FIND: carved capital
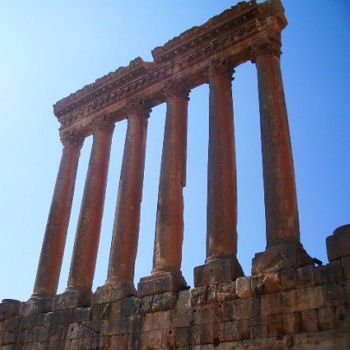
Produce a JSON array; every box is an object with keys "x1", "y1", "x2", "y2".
[
  {"x1": 92, "y1": 115, "x2": 115, "y2": 134},
  {"x1": 60, "y1": 130, "x2": 84, "y2": 148},
  {"x1": 208, "y1": 58, "x2": 234, "y2": 81},
  {"x1": 250, "y1": 39, "x2": 281, "y2": 63},
  {"x1": 125, "y1": 97, "x2": 151, "y2": 119},
  {"x1": 163, "y1": 79, "x2": 190, "y2": 100}
]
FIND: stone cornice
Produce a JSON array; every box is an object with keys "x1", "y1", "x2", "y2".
[{"x1": 54, "y1": 0, "x2": 287, "y2": 134}]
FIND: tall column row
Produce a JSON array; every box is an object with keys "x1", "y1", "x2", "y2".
[{"x1": 33, "y1": 47, "x2": 313, "y2": 303}]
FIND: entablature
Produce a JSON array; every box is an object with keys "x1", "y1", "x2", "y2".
[{"x1": 54, "y1": 0, "x2": 287, "y2": 136}]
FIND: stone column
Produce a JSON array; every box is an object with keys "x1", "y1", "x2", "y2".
[
  {"x1": 138, "y1": 81, "x2": 189, "y2": 297},
  {"x1": 251, "y1": 40, "x2": 313, "y2": 274},
  {"x1": 64, "y1": 119, "x2": 114, "y2": 306},
  {"x1": 194, "y1": 61, "x2": 243, "y2": 287},
  {"x1": 94, "y1": 101, "x2": 150, "y2": 303},
  {"x1": 32, "y1": 132, "x2": 83, "y2": 298}
]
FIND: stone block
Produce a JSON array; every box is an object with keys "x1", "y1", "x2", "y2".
[
  {"x1": 21, "y1": 298, "x2": 52, "y2": 317},
  {"x1": 296, "y1": 265, "x2": 316, "y2": 288},
  {"x1": 216, "y1": 282, "x2": 237, "y2": 302},
  {"x1": 249, "y1": 316, "x2": 267, "y2": 339},
  {"x1": 138, "y1": 271, "x2": 188, "y2": 297},
  {"x1": 140, "y1": 330, "x2": 163, "y2": 349},
  {"x1": 326, "y1": 224, "x2": 350, "y2": 261},
  {"x1": 232, "y1": 298, "x2": 255, "y2": 320},
  {"x1": 139, "y1": 296, "x2": 153, "y2": 313},
  {"x1": 263, "y1": 272, "x2": 282, "y2": 293},
  {"x1": 318, "y1": 307, "x2": 336, "y2": 330},
  {"x1": 74, "y1": 307, "x2": 91, "y2": 323},
  {"x1": 193, "y1": 305, "x2": 215, "y2": 325},
  {"x1": 289, "y1": 286, "x2": 324, "y2": 312},
  {"x1": 266, "y1": 314, "x2": 283, "y2": 337},
  {"x1": 251, "y1": 275, "x2": 265, "y2": 295},
  {"x1": 336, "y1": 304, "x2": 350, "y2": 330},
  {"x1": 52, "y1": 289, "x2": 92, "y2": 310},
  {"x1": 314, "y1": 260, "x2": 344, "y2": 285},
  {"x1": 109, "y1": 334, "x2": 129, "y2": 350},
  {"x1": 151, "y1": 292, "x2": 177, "y2": 312},
  {"x1": 173, "y1": 327, "x2": 191, "y2": 348},
  {"x1": 252, "y1": 242, "x2": 313, "y2": 275},
  {"x1": 300, "y1": 309, "x2": 319, "y2": 333},
  {"x1": 194, "y1": 257, "x2": 243, "y2": 287},
  {"x1": 0, "y1": 300, "x2": 21, "y2": 320},
  {"x1": 143, "y1": 310, "x2": 172, "y2": 332},
  {"x1": 282, "y1": 312, "x2": 301, "y2": 334},
  {"x1": 207, "y1": 285, "x2": 217, "y2": 303},
  {"x1": 174, "y1": 293, "x2": 192, "y2": 328},
  {"x1": 323, "y1": 283, "x2": 346, "y2": 306},
  {"x1": 262, "y1": 292, "x2": 281, "y2": 315},
  {"x1": 93, "y1": 281, "x2": 136, "y2": 304},
  {"x1": 3, "y1": 317, "x2": 21, "y2": 332},
  {"x1": 279, "y1": 268, "x2": 296, "y2": 290},
  {"x1": 236, "y1": 277, "x2": 252, "y2": 299},
  {"x1": 191, "y1": 287, "x2": 208, "y2": 307},
  {"x1": 341, "y1": 256, "x2": 350, "y2": 280},
  {"x1": 215, "y1": 301, "x2": 234, "y2": 322},
  {"x1": 1, "y1": 332, "x2": 16, "y2": 345}
]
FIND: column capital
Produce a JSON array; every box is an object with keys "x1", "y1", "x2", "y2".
[
  {"x1": 250, "y1": 38, "x2": 281, "y2": 63},
  {"x1": 163, "y1": 79, "x2": 190, "y2": 100},
  {"x1": 125, "y1": 97, "x2": 151, "y2": 119},
  {"x1": 208, "y1": 58, "x2": 235, "y2": 81},
  {"x1": 59, "y1": 130, "x2": 84, "y2": 149},
  {"x1": 91, "y1": 115, "x2": 115, "y2": 134}
]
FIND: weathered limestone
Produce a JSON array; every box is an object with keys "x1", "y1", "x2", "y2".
[
  {"x1": 65, "y1": 120, "x2": 114, "y2": 305},
  {"x1": 251, "y1": 40, "x2": 313, "y2": 274},
  {"x1": 3, "y1": 1, "x2": 346, "y2": 348},
  {"x1": 95, "y1": 101, "x2": 150, "y2": 302},
  {"x1": 138, "y1": 81, "x2": 189, "y2": 296},
  {"x1": 32, "y1": 132, "x2": 83, "y2": 298},
  {"x1": 194, "y1": 61, "x2": 243, "y2": 287},
  {"x1": 326, "y1": 224, "x2": 350, "y2": 261},
  {"x1": 2, "y1": 257, "x2": 350, "y2": 349}
]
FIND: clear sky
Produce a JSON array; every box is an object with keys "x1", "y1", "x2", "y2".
[{"x1": 0, "y1": 1, "x2": 349, "y2": 302}]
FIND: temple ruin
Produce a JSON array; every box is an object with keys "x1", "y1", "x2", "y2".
[{"x1": 1, "y1": 0, "x2": 349, "y2": 348}]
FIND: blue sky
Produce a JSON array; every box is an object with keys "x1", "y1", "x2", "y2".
[{"x1": 0, "y1": 1, "x2": 349, "y2": 302}]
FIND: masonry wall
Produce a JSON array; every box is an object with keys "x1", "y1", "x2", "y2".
[{"x1": 1, "y1": 257, "x2": 349, "y2": 349}]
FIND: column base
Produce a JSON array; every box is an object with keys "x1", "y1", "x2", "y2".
[
  {"x1": 22, "y1": 296, "x2": 52, "y2": 316},
  {"x1": 194, "y1": 256, "x2": 244, "y2": 287},
  {"x1": 52, "y1": 288, "x2": 92, "y2": 310},
  {"x1": 252, "y1": 242, "x2": 314, "y2": 275},
  {"x1": 93, "y1": 281, "x2": 136, "y2": 304},
  {"x1": 137, "y1": 271, "x2": 188, "y2": 298}
]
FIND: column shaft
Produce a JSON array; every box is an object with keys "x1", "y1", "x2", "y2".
[
  {"x1": 252, "y1": 44, "x2": 313, "y2": 274},
  {"x1": 194, "y1": 62, "x2": 243, "y2": 287},
  {"x1": 138, "y1": 83, "x2": 188, "y2": 296},
  {"x1": 106, "y1": 109, "x2": 149, "y2": 289},
  {"x1": 67, "y1": 122, "x2": 114, "y2": 293},
  {"x1": 206, "y1": 65, "x2": 238, "y2": 260},
  {"x1": 153, "y1": 93, "x2": 188, "y2": 273},
  {"x1": 256, "y1": 53, "x2": 299, "y2": 244},
  {"x1": 33, "y1": 134, "x2": 83, "y2": 297}
]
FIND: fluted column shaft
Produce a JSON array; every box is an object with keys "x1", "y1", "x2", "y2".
[
  {"x1": 255, "y1": 51, "x2": 299, "y2": 245},
  {"x1": 33, "y1": 133, "x2": 83, "y2": 298},
  {"x1": 107, "y1": 107, "x2": 149, "y2": 289},
  {"x1": 67, "y1": 121, "x2": 114, "y2": 292},
  {"x1": 152, "y1": 87, "x2": 189, "y2": 274},
  {"x1": 206, "y1": 64, "x2": 238, "y2": 260}
]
